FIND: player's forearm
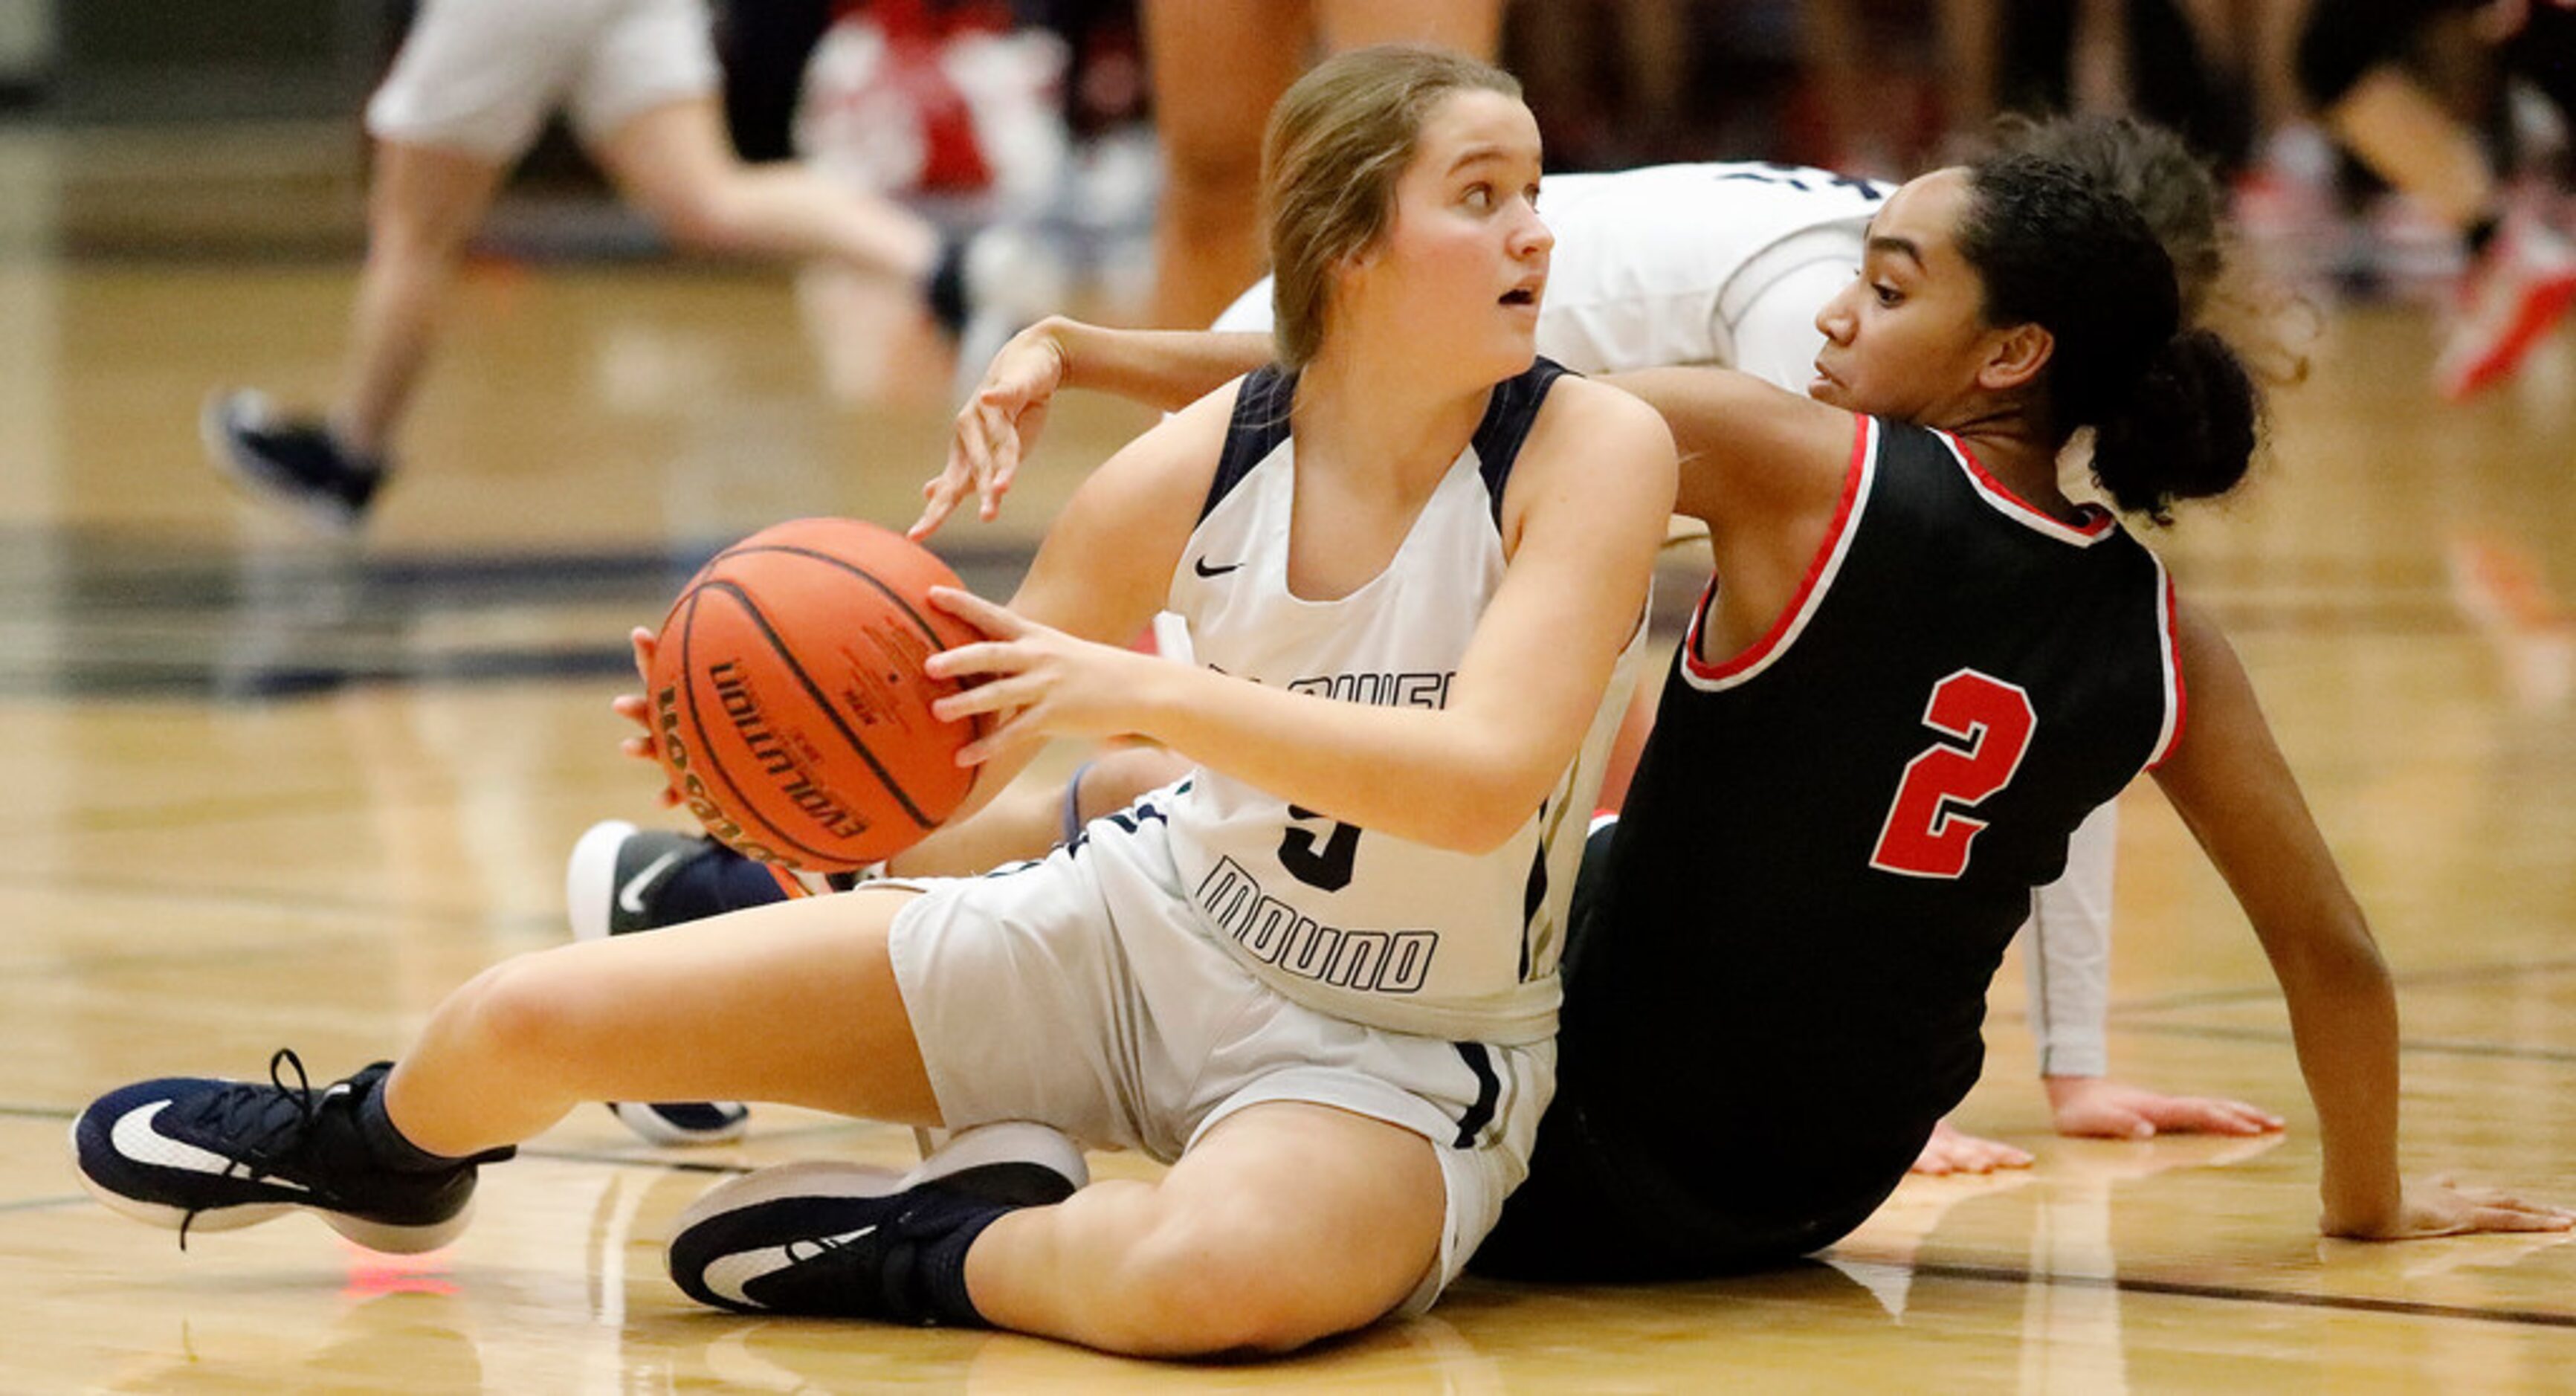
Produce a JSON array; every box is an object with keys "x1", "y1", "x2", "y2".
[
  {"x1": 1046, "y1": 317, "x2": 1271, "y2": 413},
  {"x1": 2274, "y1": 922, "x2": 2406, "y2": 1233},
  {"x1": 1129, "y1": 662, "x2": 1571, "y2": 854}
]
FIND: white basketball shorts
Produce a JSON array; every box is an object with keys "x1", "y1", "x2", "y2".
[
  {"x1": 883, "y1": 792, "x2": 1554, "y2": 1315},
  {"x1": 366, "y1": 0, "x2": 720, "y2": 161}
]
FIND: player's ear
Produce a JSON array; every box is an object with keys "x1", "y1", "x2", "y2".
[{"x1": 1978, "y1": 322, "x2": 2053, "y2": 394}]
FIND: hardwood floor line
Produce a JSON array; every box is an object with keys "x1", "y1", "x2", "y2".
[{"x1": 1908, "y1": 1261, "x2": 2576, "y2": 1330}]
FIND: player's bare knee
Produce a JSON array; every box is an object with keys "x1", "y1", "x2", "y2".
[{"x1": 447, "y1": 952, "x2": 613, "y2": 1067}]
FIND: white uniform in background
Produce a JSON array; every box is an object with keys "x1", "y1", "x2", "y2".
[{"x1": 367, "y1": 0, "x2": 719, "y2": 160}]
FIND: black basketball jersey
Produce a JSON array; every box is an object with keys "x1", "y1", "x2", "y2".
[{"x1": 1563, "y1": 416, "x2": 2182, "y2": 1226}]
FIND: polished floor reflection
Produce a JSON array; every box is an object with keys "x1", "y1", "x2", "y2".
[{"x1": 4, "y1": 120, "x2": 2575, "y2": 1390}]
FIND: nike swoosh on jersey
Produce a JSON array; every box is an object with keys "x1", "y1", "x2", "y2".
[
  {"x1": 112, "y1": 1100, "x2": 309, "y2": 1192},
  {"x1": 1192, "y1": 557, "x2": 1244, "y2": 578},
  {"x1": 618, "y1": 851, "x2": 683, "y2": 914},
  {"x1": 705, "y1": 1226, "x2": 877, "y2": 1305}
]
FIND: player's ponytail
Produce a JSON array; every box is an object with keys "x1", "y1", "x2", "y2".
[
  {"x1": 2089, "y1": 327, "x2": 2259, "y2": 523},
  {"x1": 1960, "y1": 150, "x2": 2262, "y2": 524}
]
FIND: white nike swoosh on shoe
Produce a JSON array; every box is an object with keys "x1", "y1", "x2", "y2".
[
  {"x1": 617, "y1": 851, "x2": 683, "y2": 915},
  {"x1": 704, "y1": 1225, "x2": 876, "y2": 1306},
  {"x1": 111, "y1": 1100, "x2": 309, "y2": 1193}
]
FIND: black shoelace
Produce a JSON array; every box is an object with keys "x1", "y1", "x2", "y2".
[{"x1": 172, "y1": 1047, "x2": 324, "y2": 1250}]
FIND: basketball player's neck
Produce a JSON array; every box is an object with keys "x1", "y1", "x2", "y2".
[
  {"x1": 1293, "y1": 340, "x2": 1500, "y2": 494},
  {"x1": 1946, "y1": 407, "x2": 2081, "y2": 521}
]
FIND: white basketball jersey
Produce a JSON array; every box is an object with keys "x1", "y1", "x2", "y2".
[
  {"x1": 1211, "y1": 161, "x2": 1889, "y2": 374},
  {"x1": 1161, "y1": 361, "x2": 1634, "y2": 1045},
  {"x1": 1532, "y1": 162, "x2": 1888, "y2": 371}
]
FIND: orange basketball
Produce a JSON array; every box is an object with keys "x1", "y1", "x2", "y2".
[{"x1": 646, "y1": 517, "x2": 983, "y2": 873}]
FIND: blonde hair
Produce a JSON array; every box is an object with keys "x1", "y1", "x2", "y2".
[{"x1": 1260, "y1": 45, "x2": 1523, "y2": 368}]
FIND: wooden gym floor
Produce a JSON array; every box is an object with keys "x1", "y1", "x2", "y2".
[{"x1": 1, "y1": 122, "x2": 2573, "y2": 1392}]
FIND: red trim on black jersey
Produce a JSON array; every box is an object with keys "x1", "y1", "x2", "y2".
[
  {"x1": 1941, "y1": 432, "x2": 2118, "y2": 544},
  {"x1": 1682, "y1": 413, "x2": 1873, "y2": 687}
]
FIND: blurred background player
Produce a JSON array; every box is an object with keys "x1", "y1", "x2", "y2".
[
  {"x1": 203, "y1": 0, "x2": 1049, "y2": 531},
  {"x1": 1138, "y1": 0, "x2": 1502, "y2": 328},
  {"x1": 2296, "y1": 0, "x2": 2576, "y2": 398}
]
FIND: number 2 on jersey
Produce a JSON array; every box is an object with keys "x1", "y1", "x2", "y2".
[{"x1": 1870, "y1": 669, "x2": 2036, "y2": 879}]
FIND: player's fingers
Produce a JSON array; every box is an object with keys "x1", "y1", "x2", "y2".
[
  {"x1": 975, "y1": 407, "x2": 1021, "y2": 520},
  {"x1": 2472, "y1": 1203, "x2": 2575, "y2": 1233},
  {"x1": 954, "y1": 706, "x2": 1042, "y2": 767},
  {"x1": 2215, "y1": 1098, "x2": 2285, "y2": 1128},
  {"x1": 2061, "y1": 1108, "x2": 2151, "y2": 1140},
  {"x1": 2205, "y1": 1100, "x2": 2285, "y2": 1134},
  {"x1": 926, "y1": 586, "x2": 1020, "y2": 639},
  {"x1": 926, "y1": 642, "x2": 1020, "y2": 687},
  {"x1": 959, "y1": 403, "x2": 1000, "y2": 480},
  {"x1": 2449, "y1": 1183, "x2": 2566, "y2": 1214},
  {"x1": 2149, "y1": 1098, "x2": 2267, "y2": 1134},
  {"x1": 910, "y1": 488, "x2": 959, "y2": 541},
  {"x1": 1967, "y1": 1143, "x2": 2034, "y2": 1172},
  {"x1": 977, "y1": 398, "x2": 1016, "y2": 460},
  {"x1": 933, "y1": 669, "x2": 1043, "y2": 723}
]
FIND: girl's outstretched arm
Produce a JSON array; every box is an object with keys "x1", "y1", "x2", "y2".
[{"x1": 2151, "y1": 601, "x2": 2572, "y2": 1239}]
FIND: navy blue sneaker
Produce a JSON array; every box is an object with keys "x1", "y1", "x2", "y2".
[
  {"x1": 668, "y1": 1121, "x2": 1086, "y2": 1319},
  {"x1": 201, "y1": 390, "x2": 387, "y2": 532},
  {"x1": 70, "y1": 1049, "x2": 511, "y2": 1253},
  {"x1": 567, "y1": 819, "x2": 754, "y2": 1145}
]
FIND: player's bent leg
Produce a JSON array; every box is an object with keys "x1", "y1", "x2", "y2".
[
  {"x1": 207, "y1": 139, "x2": 500, "y2": 531},
  {"x1": 591, "y1": 95, "x2": 940, "y2": 281},
  {"x1": 969, "y1": 1101, "x2": 1446, "y2": 1357},
  {"x1": 337, "y1": 139, "x2": 509, "y2": 454},
  {"x1": 385, "y1": 887, "x2": 942, "y2": 1159},
  {"x1": 564, "y1": 820, "x2": 763, "y2": 1143}
]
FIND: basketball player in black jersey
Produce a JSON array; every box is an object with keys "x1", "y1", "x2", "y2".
[{"x1": 1465, "y1": 144, "x2": 2572, "y2": 1278}]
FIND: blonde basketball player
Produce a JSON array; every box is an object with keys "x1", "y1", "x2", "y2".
[{"x1": 78, "y1": 46, "x2": 1676, "y2": 1357}]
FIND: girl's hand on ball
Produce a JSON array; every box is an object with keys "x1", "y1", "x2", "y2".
[
  {"x1": 925, "y1": 587, "x2": 1155, "y2": 764},
  {"x1": 614, "y1": 626, "x2": 681, "y2": 808}
]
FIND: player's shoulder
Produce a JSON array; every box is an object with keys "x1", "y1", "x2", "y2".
[
  {"x1": 1508, "y1": 370, "x2": 1677, "y2": 525},
  {"x1": 1534, "y1": 369, "x2": 1670, "y2": 445},
  {"x1": 1077, "y1": 372, "x2": 1243, "y2": 512}
]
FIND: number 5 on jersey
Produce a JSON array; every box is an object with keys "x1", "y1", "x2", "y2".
[{"x1": 1870, "y1": 669, "x2": 2036, "y2": 879}]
